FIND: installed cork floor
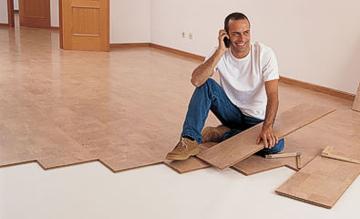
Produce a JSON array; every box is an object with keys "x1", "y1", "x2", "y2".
[{"x1": 0, "y1": 25, "x2": 355, "y2": 173}]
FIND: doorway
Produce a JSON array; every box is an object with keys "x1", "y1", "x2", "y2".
[{"x1": 7, "y1": 0, "x2": 51, "y2": 28}]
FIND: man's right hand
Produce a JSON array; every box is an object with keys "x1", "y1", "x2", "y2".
[
  {"x1": 191, "y1": 30, "x2": 228, "y2": 87},
  {"x1": 218, "y1": 29, "x2": 229, "y2": 52}
]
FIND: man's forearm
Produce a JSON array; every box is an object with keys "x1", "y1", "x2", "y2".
[
  {"x1": 263, "y1": 95, "x2": 279, "y2": 128},
  {"x1": 191, "y1": 48, "x2": 225, "y2": 87}
]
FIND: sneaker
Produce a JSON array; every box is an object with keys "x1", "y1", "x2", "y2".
[
  {"x1": 201, "y1": 125, "x2": 230, "y2": 143},
  {"x1": 165, "y1": 137, "x2": 200, "y2": 160}
]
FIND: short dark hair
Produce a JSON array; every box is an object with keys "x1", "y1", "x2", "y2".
[{"x1": 224, "y1": 12, "x2": 250, "y2": 33}]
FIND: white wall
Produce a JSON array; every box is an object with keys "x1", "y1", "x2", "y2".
[
  {"x1": 13, "y1": 0, "x2": 18, "y2": 10},
  {"x1": 110, "y1": 0, "x2": 151, "y2": 43},
  {"x1": 50, "y1": 0, "x2": 151, "y2": 42},
  {"x1": 50, "y1": 0, "x2": 59, "y2": 27},
  {"x1": 0, "y1": 0, "x2": 8, "y2": 23},
  {"x1": 151, "y1": 0, "x2": 360, "y2": 94}
]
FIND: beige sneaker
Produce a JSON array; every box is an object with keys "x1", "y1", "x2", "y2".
[
  {"x1": 166, "y1": 137, "x2": 200, "y2": 160},
  {"x1": 201, "y1": 125, "x2": 230, "y2": 143}
]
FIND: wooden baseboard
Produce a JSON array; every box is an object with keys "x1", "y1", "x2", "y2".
[
  {"x1": 110, "y1": 43, "x2": 151, "y2": 49},
  {"x1": 150, "y1": 43, "x2": 205, "y2": 61},
  {"x1": 110, "y1": 43, "x2": 204, "y2": 61},
  {"x1": 0, "y1": 23, "x2": 9, "y2": 27},
  {"x1": 109, "y1": 42, "x2": 354, "y2": 100},
  {"x1": 280, "y1": 76, "x2": 355, "y2": 101}
]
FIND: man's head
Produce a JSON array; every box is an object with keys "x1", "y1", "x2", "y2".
[{"x1": 224, "y1": 12, "x2": 251, "y2": 54}]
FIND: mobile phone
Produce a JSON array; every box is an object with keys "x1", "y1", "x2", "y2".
[{"x1": 223, "y1": 37, "x2": 230, "y2": 48}]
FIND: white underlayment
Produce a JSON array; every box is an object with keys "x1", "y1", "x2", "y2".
[{"x1": 0, "y1": 162, "x2": 359, "y2": 219}]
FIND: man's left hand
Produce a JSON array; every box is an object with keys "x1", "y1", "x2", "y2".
[{"x1": 256, "y1": 125, "x2": 278, "y2": 148}]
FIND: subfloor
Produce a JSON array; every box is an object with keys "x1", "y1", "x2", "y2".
[{"x1": 0, "y1": 25, "x2": 359, "y2": 218}]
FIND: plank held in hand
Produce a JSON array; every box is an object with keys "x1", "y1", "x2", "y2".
[{"x1": 196, "y1": 104, "x2": 335, "y2": 170}]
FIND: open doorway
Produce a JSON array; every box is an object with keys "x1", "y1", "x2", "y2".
[
  {"x1": 5, "y1": 0, "x2": 109, "y2": 51},
  {"x1": 7, "y1": 0, "x2": 52, "y2": 28}
]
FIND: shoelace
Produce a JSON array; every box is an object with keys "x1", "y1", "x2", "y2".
[{"x1": 176, "y1": 138, "x2": 188, "y2": 151}]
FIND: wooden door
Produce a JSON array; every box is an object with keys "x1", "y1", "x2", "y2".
[
  {"x1": 19, "y1": 0, "x2": 50, "y2": 28},
  {"x1": 61, "y1": 0, "x2": 109, "y2": 51}
]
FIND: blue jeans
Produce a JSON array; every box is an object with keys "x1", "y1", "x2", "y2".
[{"x1": 181, "y1": 78, "x2": 284, "y2": 155}]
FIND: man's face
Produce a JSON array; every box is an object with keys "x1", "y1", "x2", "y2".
[{"x1": 227, "y1": 19, "x2": 251, "y2": 53}]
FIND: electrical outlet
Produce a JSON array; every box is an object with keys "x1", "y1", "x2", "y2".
[
  {"x1": 189, "y1": 33, "x2": 193, "y2": 39},
  {"x1": 182, "y1": 32, "x2": 186, "y2": 38}
]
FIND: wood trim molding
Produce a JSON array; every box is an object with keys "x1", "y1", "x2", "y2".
[
  {"x1": 110, "y1": 43, "x2": 151, "y2": 49},
  {"x1": 150, "y1": 43, "x2": 205, "y2": 61},
  {"x1": 59, "y1": 0, "x2": 63, "y2": 49},
  {"x1": 0, "y1": 23, "x2": 10, "y2": 26},
  {"x1": 280, "y1": 76, "x2": 355, "y2": 101},
  {"x1": 110, "y1": 43, "x2": 204, "y2": 61}
]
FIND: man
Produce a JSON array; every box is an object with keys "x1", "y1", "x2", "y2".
[{"x1": 166, "y1": 12, "x2": 284, "y2": 161}]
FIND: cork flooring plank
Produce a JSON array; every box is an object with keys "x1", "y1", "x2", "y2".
[
  {"x1": 276, "y1": 156, "x2": 360, "y2": 208},
  {"x1": 164, "y1": 143, "x2": 216, "y2": 174},
  {"x1": 196, "y1": 104, "x2": 335, "y2": 170},
  {"x1": 275, "y1": 110, "x2": 360, "y2": 208},
  {"x1": 232, "y1": 154, "x2": 297, "y2": 175},
  {"x1": 233, "y1": 109, "x2": 360, "y2": 175},
  {"x1": 353, "y1": 82, "x2": 360, "y2": 112},
  {"x1": 232, "y1": 132, "x2": 322, "y2": 175}
]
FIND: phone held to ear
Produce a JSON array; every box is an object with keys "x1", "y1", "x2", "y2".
[{"x1": 223, "y1": 37, "x2": 230, "y2": 48}]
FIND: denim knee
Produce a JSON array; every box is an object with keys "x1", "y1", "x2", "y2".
[
  {"x1": 256, "y1": 138, "x2": 285, "y2": 157},
  {"x1": 196, "y1": 78, "x2": 218, "y2": 90},
  {"x1": 205, "y1": 78, "x2": 217, "y2": 86}
]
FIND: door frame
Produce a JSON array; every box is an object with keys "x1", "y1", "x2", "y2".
[
  {"x1": 59, "y1": 0, "x2": 63, "y2": 48},
  {"x1": 7, "y1": 0, "x2": 15, "y2": 27},
  {"x1": 6, "y1": 0, "x2": 55, "y2": 29}
]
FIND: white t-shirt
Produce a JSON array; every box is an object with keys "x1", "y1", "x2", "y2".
[{"x1": 210, "y1": 41, "x2": 279, "y2": 120}]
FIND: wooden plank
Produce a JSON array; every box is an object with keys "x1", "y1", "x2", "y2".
[
  {"x1": 275, "y1": 110, "x2": 360, "y2": 208},
  {"x1": 164, "y1": 143, "x2": 215, "y2": 174},
  {"x1": 233, "y1": 109, "x2": 360, "y2": 175},
  {"x1": 164, "y1": 156, "x2": 209, "y2": 174},
  {"x1": 265, "y1": 152, "x2": 300, "y2": 159},
  {"x1": 353, "y1": 82, "x2": 360, "y2": 112},
  {"x1": 232, "y1": 155, "x2": 296, "y2": 175},
  {"x1": 196, "y1": 104, "x2": 335, "y2": 170},
  {"x1": 321, "y1": 146, "x2": 360, "y2": 164},
  {"x1": 276, "y1": 156, "x2": 360, "y2": 208}
]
